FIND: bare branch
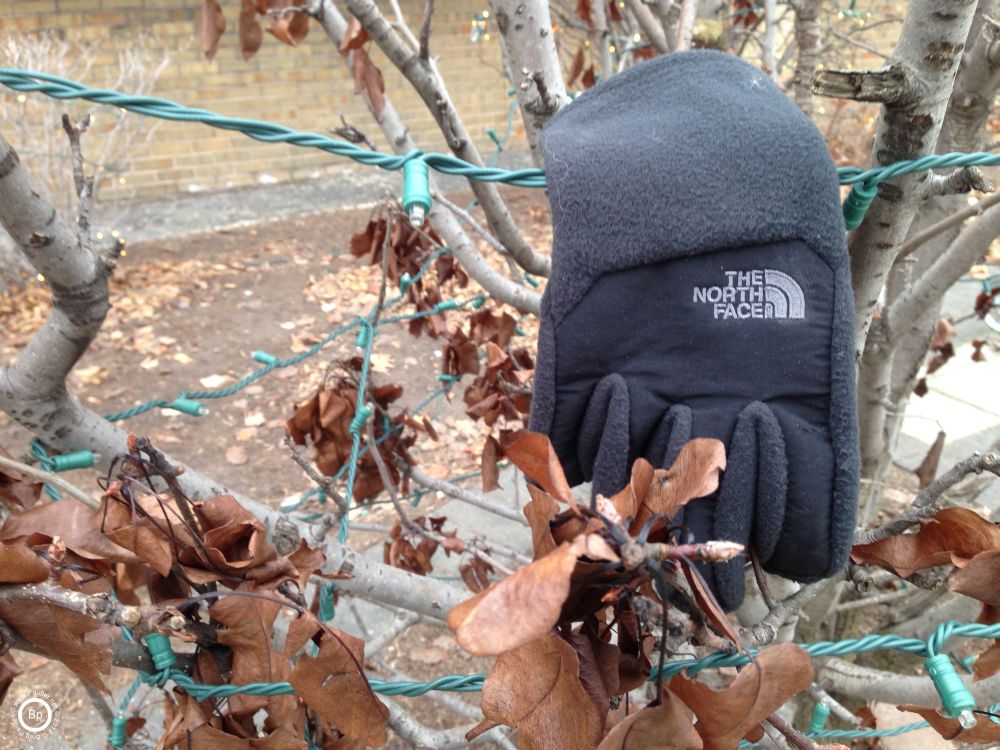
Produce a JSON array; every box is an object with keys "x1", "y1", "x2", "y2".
[
  {"x1": 897, "y1": 190, "x2": 1000, "y2": 259},
  {"x1": 347, "y1": 0, "x2": 549, "y2": 278},
  {"x1": 822, "y1": 657, "x2": 1000, "y2": 704},
  {"x1": 418, "y1": 0, "x2": 434, "y2": 61},
  {"x1": 490, "y1": 0, "x2": 570, "y2": 167},
  {"x1": 885, "y1": 201, "x2": 1000, "y2": 340},
  {"x1": 0, "y1": 452, "x2": 98, "y2": 509},
  {"x1": 310, "y1": 1, "x2": 543, "y2": 310},
  {"x1": 854, "y1": 452, "x2": 999, "y2": 545},
  {"x1": 400, "y1": 460, "x2": 528, "y2": 525},
  {"x1": 922, "y1": 165, "x2": 993, "y2": 198},
  {"x1": 625, "y1": 0, "x2": 671, "y2": 53},
  {"x1": 283, "y1": 435, "x2": 349, "y2": 520},
  {"x1": 808, "y1": 684, "x2": 862, "y2": 726},
  {"x1": 811, "y1": 63, "x2": 919, "y2": 104},
  {"x1": 744, "y1": 580, "x2": 832, "y2": 647}
]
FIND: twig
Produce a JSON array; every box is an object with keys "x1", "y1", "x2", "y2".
[
  {"x1": 0, "y1": 453, "x2": 98, "y2": 509},
  {"x1": 418, "y1": 0, "x2": 434, "y2": 61},
  {"x1": 364, "y1": 610, "x2": 419, "y2": 658},
  {"x1": 132, "y1": 436, "x2": 203, "y2": 539},
  {"x1": 399, "y1": 461, "x2": 528, "y2": 525},
  {"x1": 808, "y1": 684, "x2": 862, "y2": 726},
  {"x1": 621, "y1": 541, "x2": 744, "y2": 569},
  {"x1": 897, "y1": 190, "x2": 1000, "y2": 259},
  {"x1": 835, "y1": 586, "x2": 914, "y2": 612},
  {"x1": 751, "y1": 547, "x2": 776, "y2": 610},
  {"x1": 0, "y1": 582, "x2": 178, "y2": 635},
  {"x1": 283, "y1": 435, "x2": 349, "y2": 520},
  {"x1": 743, "y1": 580, "x2": 832, "y2": 647},
  {"x1": 60, "y1": 113, "x2": 94, "y2": 250},
  {"x1": 854, "y1": 452, "x2": 999, "y2": 545},
  {"x1": 82, "y1": 680, "x2": 115, "y2": 733},
  {"x1": 767, "y1": 712, "x2": 816, "y2": 750}
]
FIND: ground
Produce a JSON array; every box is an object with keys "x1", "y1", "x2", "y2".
[
  {"x1": 0, "y1": 187, "x2": 547, "y2": 749},
  {"x1": 0, "y1": 178, "x2": 998, "y2": 749}
]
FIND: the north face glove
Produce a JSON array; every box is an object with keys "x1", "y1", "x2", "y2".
[{"x1": 529, "y1": 50, "x2": 860, "y2": 611}]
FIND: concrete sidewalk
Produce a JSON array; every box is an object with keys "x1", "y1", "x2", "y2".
[{"x1": 896, "y1": 279, "x2": 1000, "y2": 511}]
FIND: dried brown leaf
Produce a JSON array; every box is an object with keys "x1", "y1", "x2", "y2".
[
  {"x1": 289, "y1": 630, "x2": 389, "y2": 747},
  {"x1": 0, "y1": 540, "x2": 50, "y2": 583},
  {"x1": 898, "y1": 704, "x2": 1000, "y2": 743},
  {"x1": 598, "y1": 692, "x2": 703, "y2": 750},
  {"x1": 449, "y1": 534, "x2": 617, "y2": 656},
  {"x1": 915, "y1": 430, "x2": 946, "y2": 489},
  {"x1": 238, "y1": 0, "x2": 263, "y2": 61},
  {"x1": 852, "y1": 508, "x2": 1000, "y2": 578},
  {"x1": 339, "y1": 16, "x2": 369, "y2": 53},
  {"x1": 480, "y1": 634, "x2": 604, "y2": 750},
  {"x1": 201, "y1": 0, "x2": 226, "y2": 60},
  {"x1": 350, "y1": 48, "x2": 385, "y2": 116},
  {"x1": 670, "y1": 643, "x2": 814, "y2": 750},
  {"x1": 502, "y1": 431, "x2": 572, "y2": 503}
]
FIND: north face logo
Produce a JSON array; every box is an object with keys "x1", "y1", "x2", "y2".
[{"x1": 693, "y1": 269, "x2": 805, "y2": 320}]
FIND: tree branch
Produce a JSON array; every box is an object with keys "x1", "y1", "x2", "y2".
[
  {"x1": 418, "y1": 0, "x2": 434, "y2": 61},
  {"x1": 625, "y1": 0, "x2": 671, "y2": 53},
  {"x1": 0, "y1": 452, "x2": 99, "y2": 509},
  {"x1": 897, "y1": 190, "x2": 1000, "y2": 259},
  {"x1": 854, "y1": 451, "x2": 999, "y2": 545},
  {"x1": 822, "y1": 656, "x2": 1000, "y2": 704},
  {"x1": 490, "y1": 0, "x2": 570, "y2": 167},
  {"x1": 743, "y1": 580, "x2": 832, "y2": 647},
  {"x1": 811, "y1": 63, "x2": 920, "y2": 104},
  {"x1": 884, "y1": 201, "x2": 1000, "y2": 340},
  {"x1": 346, "y1": 0, "x2": 550, "y2": 279},
  {"x1": 309, "y1": 0, "x2": 542, "y2": 311},
  {"x1": 846, "y1": 1, "x2": 977, "y2": 354},
  {"x1": 400, "y1": 460, "x2": 528, "y2": 525}
]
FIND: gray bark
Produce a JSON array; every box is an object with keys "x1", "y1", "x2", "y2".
[
  {"x1": 791, "y1": 0, "x2": 823, "y2": 119},
  {"x1": 845, "y1": 0, "x2": 977, "y2": 354},
  {"x1": 490, "y1": 0, "x2": 570, "y2": 167}
]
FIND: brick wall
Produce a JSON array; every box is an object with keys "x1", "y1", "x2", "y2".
[{"x1": 0, "y1": 0, "x2": 518, "y2": 201}]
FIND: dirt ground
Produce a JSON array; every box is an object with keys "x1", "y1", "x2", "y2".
[{"x1": 0, "y1": 188, "x2": 549, "y2": 749}]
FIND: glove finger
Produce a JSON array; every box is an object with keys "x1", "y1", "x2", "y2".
[
  {"x1": 577, "y1": 373, "x2": 631, "y2": 498},
  {"x1": 764, "y1": 409, "x2": 836, "y2": 581},
  {"x1": 646, "y1": 403, "x2": 694, "y2": 535},
  {"x1": 712, "y1": 401, "x2": 788, "y2": 611}
]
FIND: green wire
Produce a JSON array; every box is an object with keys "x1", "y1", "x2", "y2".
[{"x1": 3, "y1": 67, "x2": 997, "y2": 196}]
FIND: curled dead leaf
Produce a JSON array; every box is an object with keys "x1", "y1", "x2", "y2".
[
  {"x1": 448, "y1": 533, "x2": 617, "y2": 656},
  {"x1": 670, "y1": 643, "x2": 814, "y2": 750}
]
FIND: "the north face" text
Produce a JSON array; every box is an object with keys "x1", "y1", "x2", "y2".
[{"x1": 692, "y1": 269, "x2": 805, "y2": 320}]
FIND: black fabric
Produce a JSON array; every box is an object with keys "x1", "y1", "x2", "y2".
[{"x1": 529, "y1": 50, "x2": 860, "y2": 611}]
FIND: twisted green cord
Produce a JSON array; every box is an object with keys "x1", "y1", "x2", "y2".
[
  {"x1": 4, "y1": 68, "x2": 996, "y2": 200},
  {"x1": 0, "y1": 69, "x2": 546, "y2": 188}
]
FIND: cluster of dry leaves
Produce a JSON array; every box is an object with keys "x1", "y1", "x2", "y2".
[
  {"x1": 442, "y1": 432, "x2": 832, "y2": 750},
  {"x1": 852, "y1": 507, "x2": 1000, "y2": 743},
  {"x1": 5, "y1": 426, "x2": 1000, "y2": 748},
  {"x1": 0, "y1": 439, "x2": 395, "y2": 749},
  {"x1": 287, "y1": 217, "x2": 535, "y2": 510}
]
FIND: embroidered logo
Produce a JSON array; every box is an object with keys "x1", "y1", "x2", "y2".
[{"x1": 693, "y1": 269, "x2": 805, "y2": 320}]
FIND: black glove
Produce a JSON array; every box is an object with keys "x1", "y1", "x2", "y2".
[{"x1": 529, "y1": 50, "x2": 859, "y2": 611}]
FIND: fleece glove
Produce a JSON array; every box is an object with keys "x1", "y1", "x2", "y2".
[{"x1": 529, "y1": 50, "x2": 859, "y2": 611}]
